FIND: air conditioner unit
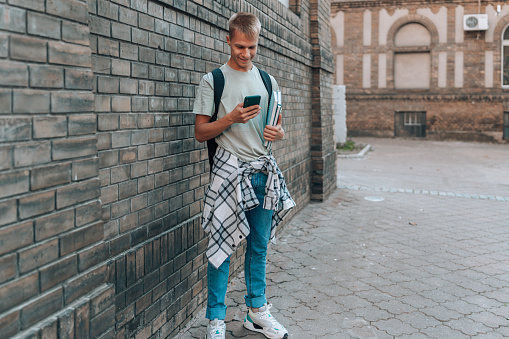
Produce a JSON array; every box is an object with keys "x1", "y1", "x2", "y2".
[{"x1": 463, "y1": 14, "x2": 488, "y2": 31}]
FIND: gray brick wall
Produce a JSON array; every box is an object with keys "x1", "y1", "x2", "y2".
[{"x1": 0, "y1": 0, "x2": 336, "y2": 337}]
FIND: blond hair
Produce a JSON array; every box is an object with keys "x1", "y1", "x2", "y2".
[{"x1": 228, "y1": 12, "x2": 261, "y2": 39}]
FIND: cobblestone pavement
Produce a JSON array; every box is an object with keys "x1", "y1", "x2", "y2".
[{"x1": 177, "y1": 138, "x2": 509, "y2": 338}]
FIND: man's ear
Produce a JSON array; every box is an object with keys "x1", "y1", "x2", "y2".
[{"x1": 226, "y1": 35, "x2": 230, "y2": 45}]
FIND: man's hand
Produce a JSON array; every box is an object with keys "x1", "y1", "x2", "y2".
[
  {"x1": 264, "y1": 114, "x2": 284, "y2": 141},
  {"x1": 226, "y1": 103, "x2": 261, "y2": 124}
]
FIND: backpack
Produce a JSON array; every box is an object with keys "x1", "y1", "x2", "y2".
[{"x1": 207, "y1": 67, "x2": 273, "y2": 173}]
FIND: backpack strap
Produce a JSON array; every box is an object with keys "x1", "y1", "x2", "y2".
[
  {"x1": 207, "y1": 68, "x2": 225, "y2": 173},
  {"x1": 211, "y1": 68, "x2": 225, "y2": 122},
  {"x1": 258, "y1": 68, "x2": 272, "y2": 108}
]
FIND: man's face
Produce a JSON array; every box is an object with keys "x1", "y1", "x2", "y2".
[{"x1": 227, "y1": 31, "x2": 258, "y2": 72}]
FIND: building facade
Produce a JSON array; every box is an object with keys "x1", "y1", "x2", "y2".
[
  {"x1": 0, "y1": 0, "x2": 336, "y2": 338},
  {"x1": 331, "y1": 0, "x2": 509, "y2": 142}
]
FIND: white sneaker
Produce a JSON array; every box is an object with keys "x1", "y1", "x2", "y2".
[
  {"x1": 243, "y1": 304, "x2": 288, "y2": 339},
  {"x1": 206, "y1": 319, "x2": 225, "y2": 339}
]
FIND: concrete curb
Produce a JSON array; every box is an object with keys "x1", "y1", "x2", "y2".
[{"x1": 337, "y1": 144, "x2": 371, "y2": 159}]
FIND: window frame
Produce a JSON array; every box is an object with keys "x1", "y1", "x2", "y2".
[{"x1": 502, "y1": 25, "x2": 509, "y2": 89}]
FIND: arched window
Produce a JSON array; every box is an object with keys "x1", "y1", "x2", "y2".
[
  {"x1": 502, "y1": 26, "x2": 509, "y2": 87},
  {"x1": 393, "y1": 23, "x2": 431, "y2": 89}
]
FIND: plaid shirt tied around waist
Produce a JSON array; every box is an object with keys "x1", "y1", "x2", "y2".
[{"x1": 202, "y1": 147, "x2": 296, "y2": 269}]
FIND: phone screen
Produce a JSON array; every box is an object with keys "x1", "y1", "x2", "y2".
[{"x1": 243, "y1": 95, "x2": 261, "y2": 108}]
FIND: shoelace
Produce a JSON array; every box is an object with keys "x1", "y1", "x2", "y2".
[
  {"x1": 255, "y1": 304, "x2": 281, "y2": 328},
  {"x1": 209, "y1": 320, "x2": 225, "y2": 338}
]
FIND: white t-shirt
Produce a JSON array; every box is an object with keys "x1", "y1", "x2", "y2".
[{"x1": 192, "y1": 63, "x2": 279, "y2": 162}]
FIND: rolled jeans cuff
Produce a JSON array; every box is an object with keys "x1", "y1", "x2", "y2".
[
  {"x1": 206, "y1": 305, "x2": 227, "y2": 320},
  {"x1": 244, "y1": 294, "x2": 267, "y2": 309}
]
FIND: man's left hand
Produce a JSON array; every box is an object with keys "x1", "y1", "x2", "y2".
[{"x1": 263, "y1": 114, "x2": 284, "y2": 141}]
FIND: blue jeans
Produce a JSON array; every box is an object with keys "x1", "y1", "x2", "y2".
[{"x1": 206, "y1": 172, "x2": 274, "y2": 320}]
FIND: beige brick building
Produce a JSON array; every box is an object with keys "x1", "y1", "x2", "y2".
[{"x1": 331, "y1": 0, "x2": 509, "y2": 142}]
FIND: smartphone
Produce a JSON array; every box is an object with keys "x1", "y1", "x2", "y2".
[{"x1": 243, "y1": 95, "x2": 261, "y2": 108}]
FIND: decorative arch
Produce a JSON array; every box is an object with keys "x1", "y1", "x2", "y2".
[{"x1": 386, "y1": 14, "x2": 439, "y2": 49}]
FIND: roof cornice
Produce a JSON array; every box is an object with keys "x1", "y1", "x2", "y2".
[{"x1": 332, "y1": 0, "x2": 490, "y2": 11}]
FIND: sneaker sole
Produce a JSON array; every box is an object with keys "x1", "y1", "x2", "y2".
[{"x1": 243, "y1": 320, "x2": 288, "y2": 339}]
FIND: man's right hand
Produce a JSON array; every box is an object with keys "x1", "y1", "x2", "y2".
[{"x1": 227, "y1": 103, "x2": 261, "y2": 124}]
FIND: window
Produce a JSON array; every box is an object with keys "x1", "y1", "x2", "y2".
[
  {"x1": 394, "y1": 23, "x2": 431, "y2": 89},
  {"x1": 502, "y1": 26, "x2": 509, "y2": 87},
  {"x1": 504, "y1": 112, "x2": 509, "y2": 139},
  {"x1": 395, "y1": 112, "x2": 426, "y2": 138}
]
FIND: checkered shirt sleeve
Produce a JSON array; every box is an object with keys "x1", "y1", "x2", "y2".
[{"x1": 202, "y1": 147, "x2": 296, "y2": 268}]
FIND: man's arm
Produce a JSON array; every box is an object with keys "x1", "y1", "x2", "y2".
[{"x1": 194, "y1": 103, "x2": 261, "y2": 143}]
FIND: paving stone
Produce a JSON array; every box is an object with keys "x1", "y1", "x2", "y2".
[{"x1": 177, "y1": 139, "x2": 509, "y2": 339}]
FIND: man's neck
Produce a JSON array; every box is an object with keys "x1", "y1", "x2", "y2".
[{"x1": 227, "y1": 59, "x2": 253, "y2": 72}]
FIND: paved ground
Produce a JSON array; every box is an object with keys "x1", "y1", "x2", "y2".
[{"x1": 177, "y1": 138, "x2": 509, "y2": 338}]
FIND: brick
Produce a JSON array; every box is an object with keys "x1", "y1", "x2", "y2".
[
  {"x1": 98, "y1": 114, "x2": 119, "y2": 131},
  {"x1": 97, "y1": 37, "x2": 119, "y2": 57},
  {"x1": 0, "y1": 6, "x2": 26, "y2": 33},
  {"x1": 97, "y1": 76, "x2": 120, "y2": 94},
  {"x1": 75, "y1": 299, "x2": 90, "y2": 338},
  {"x1": 64, "y1": 262, "x2": 108, "y2": 304},
  {"x1": 0, "y1": 33, "x2": 7, "y2": 58},
  {"x1": 21, "y1": 288, "x2": 63, "y2": 328},
  {"x1": 53, "y1": 137, "x2": 97, "y2": 160},
  {"x1": 48, "y1": 41, "x2": 92, "y2": 67},
  {"x1": 0, "y1": 199, "x2": 16, "y2": 227},
  {"x1": 62, "y1": 21, "x2": 90, "y2": 46},
  {"x1": 51, "y1": 92, "x2": 94, "y2": 113},
  {"x1": 0, "y1": 89, "x2": 11, "y2": 113},
  {"x1": 0, "y1": 310, "x2": 20, "y2": 338},
  {"x1": 19, "y1": 190, "x2": 55, "y2": 219},
  {"x1": 120, "y1": 79, "x2": 138, "y2": 94},
  {"x1": 10, "y1": 35, "x2": 47, "y2": 62},
  {"x1": 89, "y1": 16, "x2": 110, "y2": 37},
  {"x1": 31, "y1": 163, "x2": 70, "y2": 190},
  {"x1": 120, "y1": 43, "x2": 138, "y2": 61},
  {"x1": 101, "y1": 185, "x2": 118, "y2": 204},
  {"x1": 0, "y1": 253, "x2": 16, "y2": 284},
  {"x1": 0, "y1": 169, "x2": 29, "y2": 199},
  {"x1": 56, "y1": 178, "x2": 100, "y2": 209},
  {"x1": 33, "y1": 116, "x2": 67, "y2": 139},
  {"x1": 0, "y1": 273, "x2": 38, "y2": 313},
  {"x1": 35, "y1": 209, "x2": 74, "y2": 241},
  {"x1": 19, "y1": 239, "x2": 59, "y2": 273},
  {"x1": 0, "y1": 61, "x2": 28, "y2": 86},
  {"x1": 58, "y1": 308, "x2": 74, "y2": 339},
  {"x1": 60, "y1": 221, "x2": 103, "y2": 256},
  {"x1": 29, "y1": 65, "x2": 64, "y2": 88},
  {"x1": 68, "y1": 114, "x2": 96, "y2": 135},
  {"x1": 90, "y1": 305, "x2": 114, "y2": 338},
  {"x1": 27, "y1": 12, "x2": 61, "y2": 39},
  {"x1": 89, "y1": 285, "x2": 115, "y2": 317},
  {"x1": 78, "y1": 242, "x2": 109, "y2": 271},
  {"x1": 39, "y1": 317, "x2": 58, "y2": 339},
  {"x1": 40, "y1": 255, "x2": 77, "y2": 291},
  {"x1": 75, "y1": 200, "x2": 102, "y2": 227},
  {"x1": 112, "y1": 96, "x2": 131, "y2": 112},
  {"x1": 72, "y1": 158, "x2": 99, "y2": 181},
  {"x1": 14, "y1": 141, "x2": 51, "y2": 167},
  {"x1": 47, "y1": 0, "x2": 89, "y2": 23},
  {"x1": 111, "y1": 22, "x2": 131, "y2": 41},
  {"x1": 65, "y1": 69, "x2": 94, "y2": 90},
  {"x1": 13, "y1": 89, "x2": 50, "y2": 113},
  {"x1": 0, "y1": 145, "x2": 12, "y2": 170}
]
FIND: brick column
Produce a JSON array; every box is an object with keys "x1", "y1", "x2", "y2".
[
  {"x1": 0, "y1": 1, "x2": 111, "y2": 337},
  {"x1": 309, "y1": 0, "x2": 337, "y2": 201}
]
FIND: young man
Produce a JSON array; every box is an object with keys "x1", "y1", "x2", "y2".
[{"x1": 193, "y1": 12, "x2": 295, "y2": 339}]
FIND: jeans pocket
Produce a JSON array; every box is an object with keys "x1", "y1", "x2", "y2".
[{"x1": 251, "y1": 172, "x2": 268, "y2": 189}]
